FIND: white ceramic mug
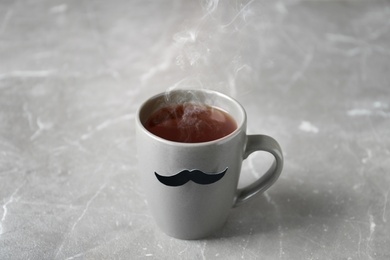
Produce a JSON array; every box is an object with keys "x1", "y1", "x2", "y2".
[{"x1": 136, "y1": 89, "x2": 283, "y2": 239}]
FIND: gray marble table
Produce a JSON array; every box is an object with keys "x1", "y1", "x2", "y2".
[{"x1": 1, "y1": 0, "x2": 389, "y2": 259}]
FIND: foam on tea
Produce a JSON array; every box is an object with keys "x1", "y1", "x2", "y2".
[{"x1": 145, "y1": 103, "x2": 237, "y2": 143}]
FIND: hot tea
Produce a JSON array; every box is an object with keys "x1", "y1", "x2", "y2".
[{"x1": 145, "y1": 103, "x2": 237, "y2": 143}]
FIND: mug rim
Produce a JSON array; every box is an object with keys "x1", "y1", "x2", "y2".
[{"x1": 136, "y1": 89, "x2": 247, "y2": 147}]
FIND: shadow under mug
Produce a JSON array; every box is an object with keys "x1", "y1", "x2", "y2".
[{"x1": 136, "y1": 89, "x2": 283, "y2": 240}]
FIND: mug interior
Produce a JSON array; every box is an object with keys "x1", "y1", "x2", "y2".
[{"x1": 138, "y1": 89, "x2": 246, "y2": 144}]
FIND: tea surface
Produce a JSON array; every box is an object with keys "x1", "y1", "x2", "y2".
[{"x1": 145, "y1": 103, "x2": 237, "y2": 143}]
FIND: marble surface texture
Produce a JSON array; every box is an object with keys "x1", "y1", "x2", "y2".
[{"x1": 1, "y1": 0, "x2": 390, "y2": 259}]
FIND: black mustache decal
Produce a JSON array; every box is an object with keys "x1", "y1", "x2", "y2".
[{"x1": 155, "y1": 168, "x2": 228, "y2": 187}]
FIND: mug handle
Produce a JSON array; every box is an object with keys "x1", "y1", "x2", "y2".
[{"x1": 233, "y1": 135, "x2": 284, "y2": 207}]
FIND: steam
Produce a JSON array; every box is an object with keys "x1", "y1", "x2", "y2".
[
  {"x1": 150, "y1": 0, "x2": 257, "y2": 136},
  {"x1": 140, "y1": 0, "x2": 256, "y2": 96},
  {"x1": 143, "y1": 0, "x2": 260, "y2": 137},
  {"x1": 201, "y1": 0, "x2": 219, "y2": 16}
]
